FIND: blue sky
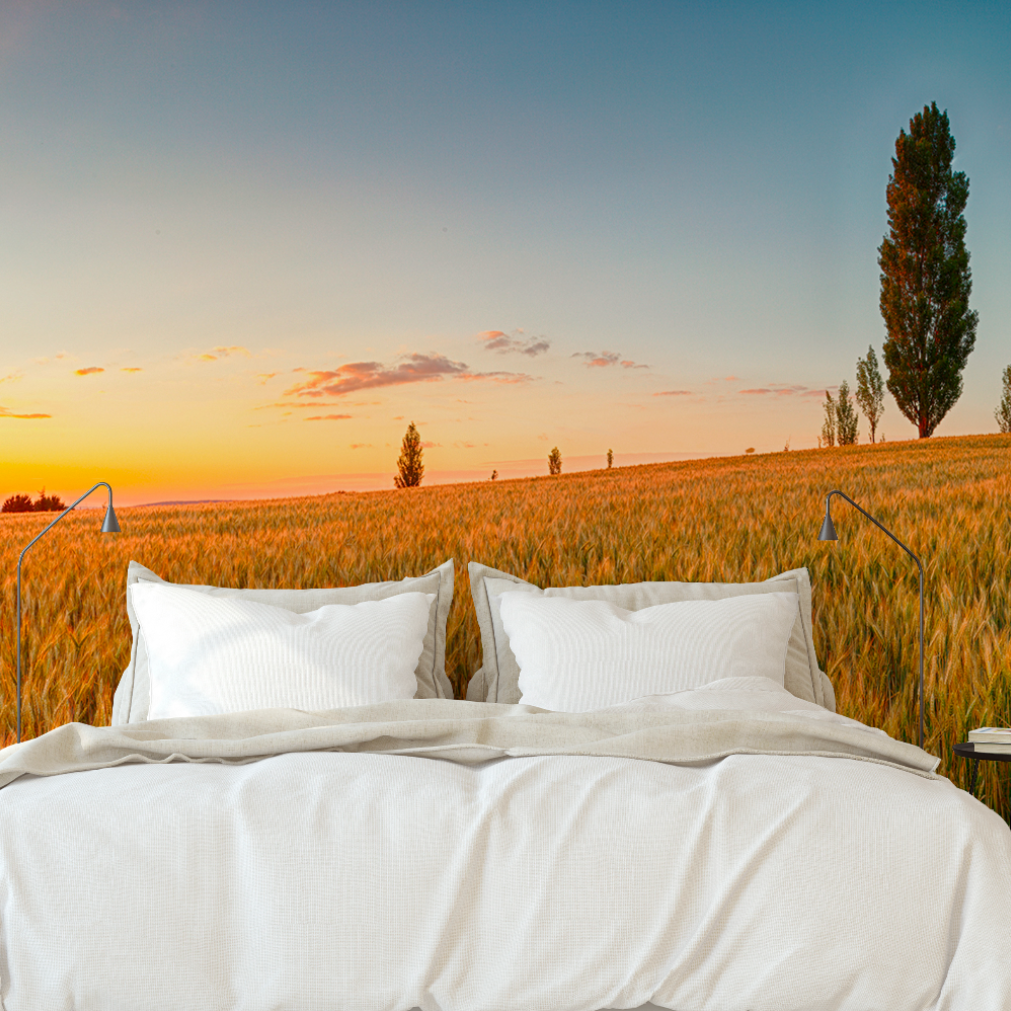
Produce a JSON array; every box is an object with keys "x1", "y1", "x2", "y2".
[{"x1": 1, "y1": 1, "x2": 1008, "y2": 501}]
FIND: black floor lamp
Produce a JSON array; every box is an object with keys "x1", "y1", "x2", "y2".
[
  {"x1": 818, "y1": 490, "x2": 925, "y2": 749},
  {"x1": 15, "y1": 482, "x2": 120, "y2": 743}
]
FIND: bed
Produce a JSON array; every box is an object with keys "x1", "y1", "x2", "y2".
[{"x1": 1, "y1": 560, "x2": 1009, "y2": 1011}]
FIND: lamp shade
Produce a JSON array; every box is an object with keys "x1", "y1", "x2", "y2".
[
  {"x1": 818, "y1": 510, "x2": 837, "y2": 541},
  {"x1": 102, "y1": 503, "x2": 121, "y2": 533}
]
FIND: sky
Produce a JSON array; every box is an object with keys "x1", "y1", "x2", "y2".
[{"x1": 1, "y1": 1, "x2": 1009, "y2": 504}]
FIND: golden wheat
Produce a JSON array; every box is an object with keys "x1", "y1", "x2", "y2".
[{"x1": 2, "y1": 434, "x2": 1009, "y2": 813}]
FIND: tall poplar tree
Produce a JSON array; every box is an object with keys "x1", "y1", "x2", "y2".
[
  {"x1": 878, "y1": 102, "x2": 977, "y2": 438},
  {"x1": 996, "y1": 366, "x2": 1011, "y2": 435},
  {"x1": 835, "y1": 381, "x2": 859, "y2": 445},
  {"x1": 855, "y1": 345, "x2": 885, "y2": 443},
  {"x1": 820, "y1": 392, "x2": 836, "y2": 447},
  {"x1": 394, "y1": 422, "x2": 425, "y2": 488}
]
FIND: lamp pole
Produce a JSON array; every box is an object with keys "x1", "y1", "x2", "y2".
[
  {"x1": 15, "y1": 482, "x2": 120, "y2": 743},
  {"x1": 818, "y1": 490, "x2": 925, "y2": 749}
]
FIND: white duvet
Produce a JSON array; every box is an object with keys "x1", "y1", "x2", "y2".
[{"x1": 1, "y1": 677, "x2": 1009, "y2": 1011}]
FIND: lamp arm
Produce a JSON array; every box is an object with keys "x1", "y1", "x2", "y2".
[
  {"x1": 15, "y1": 482, "x2": 115, "y2": 744},
  {"x1": 825, "y1": 489, "x2": 925, "y2": 749}
]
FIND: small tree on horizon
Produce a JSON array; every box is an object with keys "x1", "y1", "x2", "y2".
[
  {"x1": 548, "y1": 446, "x2": 562, "y2": 475},
  {"x1": 35, "y1": 489, "x2": 66, "y2": 511},
  {"x1": 606, "y1": 448, "x2": 613, "y2": 469},
  {"x1": 821, "y1": 391, "x2": 837, "y2": 447},
  {"x1": 1, "y1": 490, "x2": 66, "y2": 513},
  {"x1": 879, "y1": 102, "x2": 977, "y2": 438},
  {"x1": 1, "y1": 493, "x2": 34, "y2": 513},
  {"x1": 835, "y1": 380, "x2": 859, "y2": 445},
  {"x1": 394, "y1": 422, "x2": 425, "y2": 488},
  {"x1": 855, "y1": 345, "x2": 885, "y2": 443},
  {"x1": 996, "y1": 365, "x2": 1011, "y2": 435}
]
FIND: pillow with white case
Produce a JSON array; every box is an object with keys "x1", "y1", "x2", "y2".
[
  {"x1": 112, "y1": 559, "x2": 455, "y2": 724},
  {"x1": 130, "y1": 582, "x2": 435, "y2": 719},
  {"x1": 498, "y1": 590, "x2": 799, "y2": 712},
  {"x1": 465, "y1": 562, "x2": 835, "y2": 711}
]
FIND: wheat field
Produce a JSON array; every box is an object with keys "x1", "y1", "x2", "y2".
[{"x1": 2, "y1": 434, "x2": 1009, "y2": 814}]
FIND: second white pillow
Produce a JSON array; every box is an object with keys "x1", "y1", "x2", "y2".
[
  {"x1": 499, "y1": 590, "x2": 799, "y2": 712},
  {"x1": 131, "y1": 582, "x2": 435, "y2": 719}
]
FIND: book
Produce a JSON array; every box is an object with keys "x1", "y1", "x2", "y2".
[
  {"x1": 973, "y1": 743, "x2": 1011, "y2": 754},
  {"x1": 969, "y1": 727, "x2": 1011, "y2": 745}
]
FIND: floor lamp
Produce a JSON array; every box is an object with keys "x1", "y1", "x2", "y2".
[
  {"x1": 818, "y1": 490, "x2": 925, "y2": 749},
  {"x1": 15, "y1": 482, "x2": 120, "y2": 743}
]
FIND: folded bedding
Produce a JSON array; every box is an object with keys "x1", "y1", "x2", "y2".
[{"x1": 2, "y1": 678, "x2": 1009, "y2": 1011}]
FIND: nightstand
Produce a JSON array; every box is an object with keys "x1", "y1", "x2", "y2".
[{"x1": 953, "y1": 741, "x2": 1011, "y2": 798}]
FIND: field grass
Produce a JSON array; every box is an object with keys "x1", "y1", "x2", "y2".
[{"x1": 2, "y1": 433, "x2": 1010, "y2": 814}]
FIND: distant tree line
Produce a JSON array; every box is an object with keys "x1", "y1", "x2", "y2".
[{"x1": 2, "y1": 491, "x2": 67, "y2": 514}]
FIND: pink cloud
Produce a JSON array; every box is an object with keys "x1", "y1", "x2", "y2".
[
  {"x1": 573, "y1": 351, "x2": 648, "y2": 369},
  {"x1": 654, "y1": 389, "x2": 693, "y2": 396},
  {"x1": 120, "y1": 367, "x2": 143, "y2": 373},
  {"x1": 420, "y1": 441, "x2": 441, "y2": 448},
  {"x1": 305, "y1": 414, "x2": 353, "y2": 421},
  {"x1": 479, "y1": 329, "x2": 550, "y2": 357},
  {"x1": 75, "y1": 366, "x2": 104, "y2": 376},
  {"x1": 286, "y1": 353, "x2": 532, "y2": 398}
]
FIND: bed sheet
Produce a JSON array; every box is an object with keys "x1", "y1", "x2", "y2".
[{"x1": 1, "y1": 682, "x2": 1010, "y2": 1010}]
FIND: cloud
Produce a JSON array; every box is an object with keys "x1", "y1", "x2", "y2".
[
  {"x1": 456, "y1": 370, "x2": 532, "y2": 385},
  {"x1": 286, "y1": 352, "x2": 533, "y2": 398},
  {"x1": 256, "y1": 372, "x2": 280, "y2": 384},
  {"x1": 479, "y1": 329, "x2": 551, "y2": 357},
  {"x1": 739, "y1": 384, "x2": 812, "y2": 396},
  {"x1": 420, "y1": 441, "x2": 441, "y2": 448},
  {"x1": 196, "y1": 345, "x2": 251, "y2": 362},
  {"x1": 305, "y1": 414, "x2": 353, "y2": 421},
  {"x1": 0, "y1": 405, "x2": 51, "y2": 419},
  {"x1": 573, "y1": 351, "x2": 648, "y2": 369},
  {"x1": 74, "y1": 366, "x2": 105, "y2": 376},
  {"x1": 0, "y1": 371, "x2": 24, "y2": 385},
  {"x1": 120, "y1": 367, "x2": 143, "y2": 373},
  {"x1": 654, "y1": 389, "x2": 693, "y2": 396},
  {"x1": 349, "y1": 443, "x2": 373, "y2": 449}
]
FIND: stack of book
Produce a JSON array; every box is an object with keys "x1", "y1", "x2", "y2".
[{"x1": 968, "y1": 727, "x2": 1011, "y2": 753}]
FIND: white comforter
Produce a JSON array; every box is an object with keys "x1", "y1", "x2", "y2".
[{"x1": 1, "y1": 678, "x2": 1009, "y2": 1011}]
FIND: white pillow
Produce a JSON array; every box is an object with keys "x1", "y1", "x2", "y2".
[
  {"x1": 498, "y1": 590, "x2": 799, "y2": 712},
  {"x1": 130, "y1": 582, "x2": 434, "y2": 719},
  {"x1": 112, "y1": 559, "x2": 456, "y2": 725},
  {"x1": 464, "y1": 561, "x2": 835, "y2": 711}
]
